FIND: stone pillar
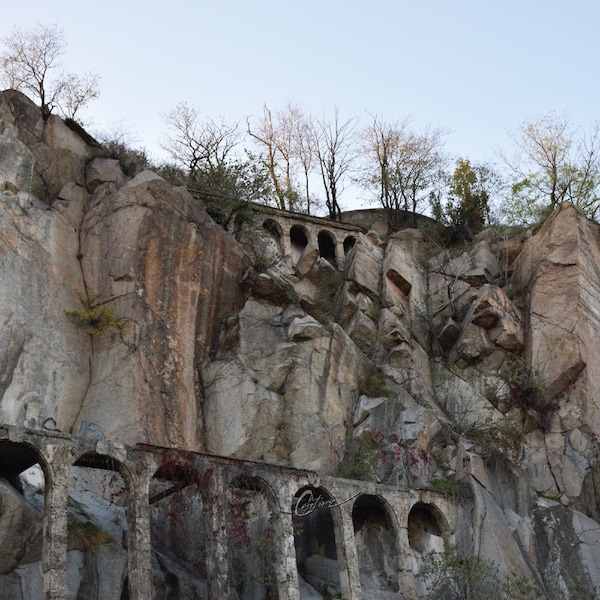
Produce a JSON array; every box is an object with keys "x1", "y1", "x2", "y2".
[
  {"x1": 126, "y1": 458, "x2": 153, "y2": 600},
  {"x1": 43, "y1": 442, "x2": 71, "y2": 600},
  {"x1": 336, "y1": 241, "x2": 346, "y2": 270},
  {"x1": 332, "y1": 503, "x2": 362, "y2": 600},
  {"x1": 396, "y1": 526, "x2": 419, "y2": 600},
  {"x1": 272, "y1": 480, "x2": 300, "y2": 600},
  {"x1": 205, "y1": 466, "x2": 229, "y2": 598},
  {"x1": 281, "y1": 233, "x2": 292, "y2": 271}
]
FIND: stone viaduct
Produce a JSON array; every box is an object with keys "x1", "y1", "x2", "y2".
[
  {"x1": 1, "y1": 424, "x2": 459, "y2": 600},
  {"x1": 249, "y1": 206, "x2": 365, "y2": 272}
]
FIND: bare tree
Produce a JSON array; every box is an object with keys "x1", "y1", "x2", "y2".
[
  {"x1": 0, "y1": 24, "x2": 99, "y2": 120},
  {"x1": 361, "y1": 113, "x2": 407, "y2": 210},
  {"x1": 361, "y1": 115, "x2": 447, "y2": 225},
  {"x1": 162, "y1": 102, "x2": 241, "y2": 180},
  {"x1": 295, "y1": 111, "x2": 320, "y2": 214},
  {"x1": 313, "y1": 107, "x2": 357, "y2": 221},
  {"x1": 247, "y1": 103, "x2": 305, "y2": 211},
  {"x1": 56, "y1": 71, "x2": 100, "y2": 121},
  {"x1": 502, "y1": 113, "x2": 600, "y2": 222}
]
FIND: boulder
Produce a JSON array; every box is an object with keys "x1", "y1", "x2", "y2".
[{"x1": 85, "y1": 157, "x2": 126, "y2": 192}]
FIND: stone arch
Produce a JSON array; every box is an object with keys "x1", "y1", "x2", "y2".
[
  {"x1": 68, "y1": 451, "x2": 130, "y2": 598},
  {"x1": 407, "y1": 501, "x2": 449, "y2": 555},
  {"x1": 318, "y1": 230, "x2": 337, "y2": 267},
  {"x1": 226, "y1": 474, "x2": 282, "y2": 599},
  {"x1": 343, "y1": 235, "x2": 356, "y2": 256},
  {"x1": 352, "y1": 493, "x2": 400, "y2": 595},
  {"x1": 0, "y1": 438, "x2": 50, "y2": 488},
  {"x1": 290, "y1": 224, "x2": 309, "y2": 265},
  {"x1": 0, "y1": 440, "x2": 48, "y2": 593},
  {"x1": 263, "y1": 218, "x2": 284, "y2": 243},
  {"x1": 149, "y1": 454, "x2": 208, "y2": 598},
  {"x1": 292, "y1": 485, "x2": 342, "y2": 597}
]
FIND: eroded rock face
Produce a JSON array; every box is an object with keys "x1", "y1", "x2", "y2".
[{"x1": 4, "y1": 91, "x2": 600, "y2": 597}]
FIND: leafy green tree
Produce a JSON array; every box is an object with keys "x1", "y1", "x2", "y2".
[
  {"x1": 190, "y1": 157, "x2": 273, "y2": 231},
  {"x1": 432, "y1": 159, "x2": 500, "y2": 242},
  {"x1": 502, "y1": 113, "x2": 600, "y2": 223}
]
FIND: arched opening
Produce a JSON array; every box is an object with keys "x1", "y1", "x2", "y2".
[
  {"x1": 252, "y1": 218, "x2": 284, "y2": 271},
  {"x1": 292, "y1": 486, "x2": 341, "y2": 597},
  {"x1": 290, "y1": 225, "x2": 309, "y2": 266},
  {"x1": 318, "y1": 231, "x2": 337, "y2": 267},
  {"x1": 343, "y1": 235, "x2": 356, "y2": 256},
  {"x1": 68, "y1": 452, "x2": 129, "y2": 599},
  {"x1": 407, "y1": 502, "x2": 447, "y2": 555},
  {"x1": 0, "y1": 441, "x2": 47, "y2": 595},
  {"x1": 352, "y1": 494, "x2": 399, "y2": 596},
  {"x1": 150, "y1": 453, "x2": 207, "y2": 599},
  {"x1": 263, "y1": 218, "x2": 283, "y2": 242},
  {"x1": 226, "y1": 475, "x2": 280, "y2": 599}
]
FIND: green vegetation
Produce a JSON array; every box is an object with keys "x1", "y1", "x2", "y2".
[
  {"x1": 466, "y1": 419, "x2": 525, "y2": 465},
  {"x1": 337, "y1": 435, "x2": 382, "y2": 482},
  {"x1": 420, "y1": 548, "x2": 544, "y2": 600},
  {"x1": 359, "y1": 371, "x2": 393, "y2": 397},
  {"x1": 421, "y1": 547, "x2": 599, "y2": 600},
  {"x1": 428, "y1": 477, "x2": 472, "y2": 499},
  {"x1": 313, "y1": 268, "x2": 343, "y2": 318},
  {"x1": 432, "y1": 159, "x2": 500, "y2": 243},
  {"x1": 67, "y1": 521, "x2": 115, "y2": 549},
  {"x1": 65, "y1": 290, "x2": 127, "y2": 337},
  {"x1": 502, "y1": 354, "x2": 544, "y2": 408}
]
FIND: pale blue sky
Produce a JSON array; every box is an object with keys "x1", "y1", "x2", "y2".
[{"x1": 2, "y1": 0, "x2": 599, "y2": 210}]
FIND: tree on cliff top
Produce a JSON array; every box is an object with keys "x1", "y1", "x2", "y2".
[
  {"x1": 360, "y1": 114, "x2": 447, "y2": 227},
  {"x1": 432, "y1": 159, "x2": 500, "y2": 242},
  {"x1": 0, "y1": 23, "x2": 100, "y2": 120},
  {"x1": 502, "y1": 113, "x2": 600, "y2": 223}
]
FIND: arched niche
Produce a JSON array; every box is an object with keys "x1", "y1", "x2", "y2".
[
  {"x1": 318, "y1": 230, "x2": 337, "y2": 267},
  {"x1": 343, "y1": 235, "x2": 356, "y2": 256},
  {"x1": 263, "y1": 218, "x2": 284, "y2": 243},
  {"x1": 68, "y1": 452, "x2": 130, "y2": 598},
  {"x1": 352, "y1": 494, "x2": 400, "y2": 595},
  {"x1": 0, "y1": 441, "x2": 47, "y2": 594},
  {"x1": 256, "y1": 218, "x2": 285, "y2": 271},
  {"x1": 290, "y1": 225, "x2": 309, "y2": 265},
  {"x1": 407, "y1": 501, "x2": 448, "y2": 555},
  {"x1": 292, "y1": 486, "x2": 341, "y2": 597},
  {"x1": 226, "y1": 474, "x2": 280, "y2": 599},
  {"x1": 150, "y1": 454, "x2": 208, "y2": 599}
]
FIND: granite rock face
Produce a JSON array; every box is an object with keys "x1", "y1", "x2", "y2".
[{"x1": 3, "y1": 91, "x2": 600, "y2": 598}]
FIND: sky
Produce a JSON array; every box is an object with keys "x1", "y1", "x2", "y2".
[{"x1": 2, "y1": 0, "x2": 599, "y2": 211}]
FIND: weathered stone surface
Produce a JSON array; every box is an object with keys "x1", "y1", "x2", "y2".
[
  {"x1": 288, "y1": 315, "x2": 328, "y2": 340},
  {"x1": 4, "y1": 102, "x2": 600, "y2": 598},
  {"x1": 0, "y1": 479, "x2": 42, "y2": 574},
  {"x1": 85, "y1": 157, "x2": 126, "y2": 192},
  {"x1": 76, "y1": 177, "x2": 247, "y2": 448},
  {"x1": 295, "y1": 246, "x2": 320, "y2": 277},
  {"x1": 345, "y1": 233, "x2": 382, "y2": 297}
]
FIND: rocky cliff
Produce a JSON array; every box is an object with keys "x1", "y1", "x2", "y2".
[{"x1": 2, "y1": 89, "x2": 600, "y2": 599}]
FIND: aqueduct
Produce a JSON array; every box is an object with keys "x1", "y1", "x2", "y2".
[{"x1": 1, "y1": 424, "x2": 458, "y2": 600}]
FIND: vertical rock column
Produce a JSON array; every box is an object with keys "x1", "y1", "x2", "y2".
[{"x1": 43, "y1": 441, "x2": 71, "y2": 600}]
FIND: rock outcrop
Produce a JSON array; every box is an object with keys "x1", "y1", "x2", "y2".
[{"x1": 2, "y1": 90, "x2": 600, "y2": 598}]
